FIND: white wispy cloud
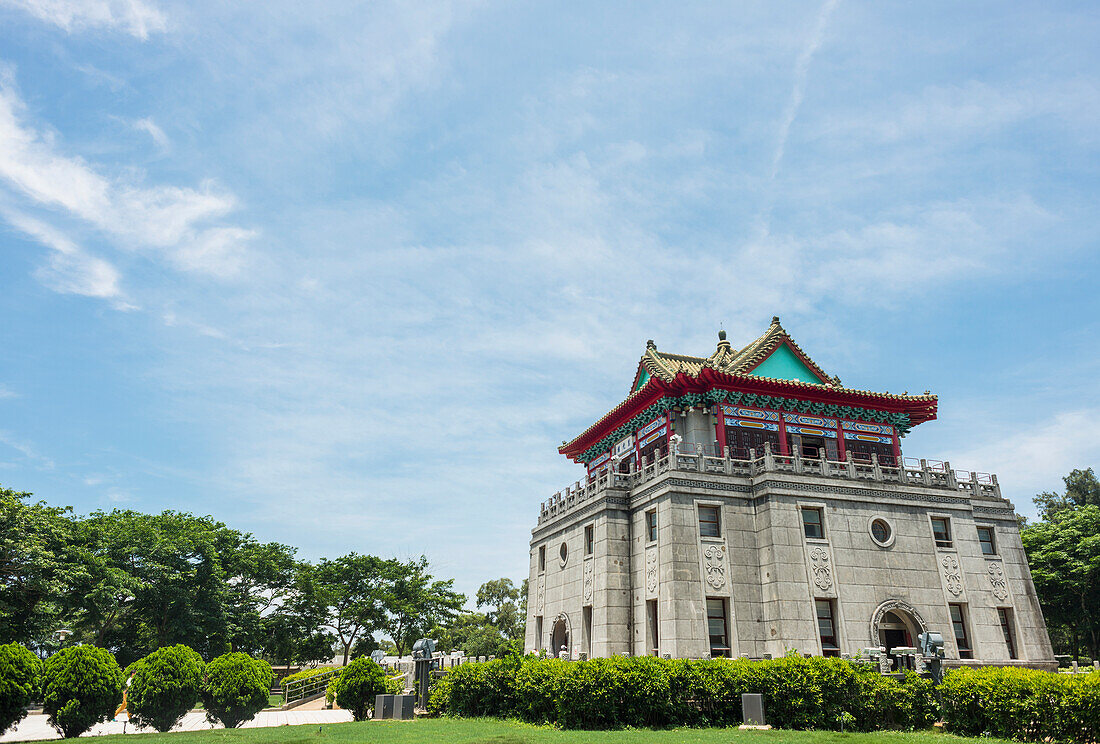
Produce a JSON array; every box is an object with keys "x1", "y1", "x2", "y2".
[
  {"x1": 0, "y1": 71, "x2": 254, "y2": 280},
  {"x1": 133, "y1": 116, "x2": 169, "y2": 150},
  {"x1": 948, "y1": 409, "x2": 1100, "y2": 514},
  {"x1": 3, "y1": 209, "x2": 134, "y2": 307},
  {"x1": 0, "y1": 429, "x2": 54, "y2": 469},
  {"x1": 0, "y1": 384, "x2": 17, "y2": 399},
  {"x1": 0, "y1": 0, "x2": 166, "y2": 39},
  {"x1": 771, "y1": 0, "x2": 839, "y2": 180}
]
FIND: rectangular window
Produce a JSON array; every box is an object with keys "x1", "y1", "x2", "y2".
[
  {"x1": 706, "y1": 597, "x2": 730, "y2": 657},
  {"x1": 646, "y1": 599, "x2": 659, "y2": 655},
  {"x1": 535, "y1": 616, "x2": 543, "y2": 652},
  {"x1": 538, "y1": 545, "x2": 546, "y2": 572},
  {"x1": 931, "y1": 517, "x2": 953, "y2": 548},
  {"x1": 801, "y1": 507, "x2": 824, "y2": 539},
  {"x1": 998, "y1": 608, "x2": 1017, "y2": 660},
  {"x1": 646, "y1": 509, "x2": 658, "y2": 542},
  {"x1": 816, "y1": 599, "x2": 839, "y2": 656},
  {"x1": 699, "y1": 505, "x2": 721, "y2": 537},
  {"x1": 585, "y1": 524, "x2": 595, "y2": 555},
  {"x1": 583, "y1": 606, "x2": 593, "y2": 657},
  {"x1": 976, "y1": 526, "x2": 996, "y2": 555},
  {"x1": 949, "y1": 603, "x2": 973, "y2": 659}
]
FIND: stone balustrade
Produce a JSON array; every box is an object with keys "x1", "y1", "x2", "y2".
[{"x1": 537, "y1": 442, "x2": 1003, "y2": 525}]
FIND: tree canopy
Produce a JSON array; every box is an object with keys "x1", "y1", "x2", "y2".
[
  {"x1": 0, "y1": 482, "x2": 493, "y2": 666},
  {"x1": 1022, "y1": 467, "x2": 1100, "y2": 660}
]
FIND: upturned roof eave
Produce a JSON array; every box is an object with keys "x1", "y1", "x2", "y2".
[{"x1": 558, "y1": 369, "x2": 937, "y2": 459}]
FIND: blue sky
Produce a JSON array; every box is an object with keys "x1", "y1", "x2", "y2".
[{"x1": 0, "y1": 0, "x2": 1098, "y2": 601}]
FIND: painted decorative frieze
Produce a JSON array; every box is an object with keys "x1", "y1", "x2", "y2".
[
  {"x1": 703, "y1": 544, "x2": 727, "y2": 591},
  {"x1": 583, "y1": 560, "x2": 594, "y2": 604},
  {"x1": 941, "y1": 554, "x2": 963, "y2": 597},
  {"x1": 809, "y1": 546, "x2": 833, "y2": 592},
  {"x1": 645, "y1": 547, "x2": 659, "y2": 596},
  {"x1": 988, "y1": 562, "x2": 1010, "y2": 601}
]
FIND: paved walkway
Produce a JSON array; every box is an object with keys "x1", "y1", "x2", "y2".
[{"x1": 1, "y1": 709, "x2": 354, "y2": 742}]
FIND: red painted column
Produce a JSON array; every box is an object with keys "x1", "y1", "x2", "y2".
[
  {"x1": 891, "y1": 431, "x2": 902, "y2": 464},
  {"x1": 715, "y1": 405, "x2": 726, "y2": 454},
  {"x1": 836, "y1": 420, "x2": 846, "y2": 461},
  {"x1": 777, "y1": 412, "x2": 790, "y2": 456}
]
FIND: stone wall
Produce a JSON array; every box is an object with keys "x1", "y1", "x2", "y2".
[{"x1": 528, "y1": 448, "x2": 1054, "y2": 669}]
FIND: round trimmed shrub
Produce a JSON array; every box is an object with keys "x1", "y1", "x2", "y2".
[
  {"x1": 334, "y1": 657, "x2": 387, "y2": 721},
  {"x1": 128, "y1": 645, "x2": 204, "y2": 732},
  {"x1": 200, "y1": 652, "x2": 273, "y2": 729},
  {"x1": 0, "y1": 643, "x2": 42, "y2": 734},
  {"x1": 42, "y1": 645, "x2": 124, "y2": 738}
]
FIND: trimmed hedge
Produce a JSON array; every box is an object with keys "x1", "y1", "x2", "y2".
[
  {"x1": 428, "y1": 654, "x2": 937, "y2": 731},
  {"x1": 0, "y1": 643, "x2": 41, "y2": 734},
  {"x1": 333, "y1": 658, "x2": 388, "y2": 720},
  {"x1": 941, "y1": 666, "x2": 1100, "y2": 742},
  {"x1": 42, "y1": 646, "x2": 125, "y2": 738},
  {"x1": 128, "y1": 645, "x2": 205, "y2": 732},
  {"x1": 200, "y1": 653, "x2": 273, "y2": 729},
  {"x1": 279, "y1": 666, "x2": 338, "y2": 687},
  {"x1": 326, "y1": 668, "x2": 403, "y2": 708}
]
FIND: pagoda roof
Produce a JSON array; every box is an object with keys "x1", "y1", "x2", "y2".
[
  {"x1": 561, "y1": 317, "x2": 938, "y2": 462},
  {"x1": 629, "y1": 316, "x2": 838, "y2": 392}
]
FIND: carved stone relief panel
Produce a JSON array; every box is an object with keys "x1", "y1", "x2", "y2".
[
  {"x1": 940, "y1": 554, "x2": 964, "y2": 598},
  {"x1": 583, "y1": 559, "x2": 594, "y2": 604},
  {"x1": 536, "y1": 575, "x2": 545, "y2": 613},
  {"x1": 645, "y1": 547, "x2": 659, "y2": 597},
  {"x1": 807, "y1": 545, "x2": 834, "y2": 595},
  {"x1": 702, "y1": 544, "x2": 727, "y2": 592},
  {"x1": 987, "y1": 561, "x2": 1010, "y2": 601}
]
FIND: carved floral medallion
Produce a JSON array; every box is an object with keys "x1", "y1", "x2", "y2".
[
  {"x1": 810, "y1": 547, "x2": 833, "y2": 592},
  {"x1": 941, "y1": 554, "x2": 963, "y2": 596},
  {"x1": 703, "y1": 544, "x2": 726, "y2": 590},
  {"x1": 988, "y1": 562, "x2": 1009, "y2": 600}
]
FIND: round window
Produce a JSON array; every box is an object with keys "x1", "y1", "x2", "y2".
[
  {"x1": 870, "y1": 518, "x2": 894, "y2": 547},
  {"x1": 559, "y1": 542, "x2": 568, "y2": 566}
]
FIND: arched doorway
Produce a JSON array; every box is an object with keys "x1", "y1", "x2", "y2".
[
  {"x1": 870, "y1": 601, "x2": 925, "y2": 671},
  {"x1": 549, "y1": 614, "x2": 570, "y2": 658}
]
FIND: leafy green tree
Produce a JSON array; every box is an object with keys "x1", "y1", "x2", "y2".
[
  {"x1": 1034, "y1": 468, "x2": 1100, "y2": 520},
  {"x1": 215, "y1": 533, "x2": 298, "y2": 655},
  {"x1": 0, "y1": 643, "x2": 41, "y2": 734},
  {"x1": 67, "y1": 510, "x2": 229, "y2": 663},
  {"x1": 1021, "y1": 504, "x2": 1100, "y2": 660},
  {"x1": 476, "y1": 578, "x2": 523, "y2": 642},
  {"x1": 312, "y1": 554, "x2": 389, "y2": 665},
  {"x1": 382, "y1": 556, "x2": 465, "y2": 656},
  {"x1": 200, "y1": 652, "x2": 273, "y2": 728},
  {"x1": 128, "y1": 645, "x2": 205, "y2": 732},
  {"x1": 333, "y1": 657, "x2": 387, "y2": 720},
  {"x1": 42, "y1": 645, "x2": 124, "y2": 738},
  {"x1": 0, "y1": 486, "x2": 75, "y2": 645}
]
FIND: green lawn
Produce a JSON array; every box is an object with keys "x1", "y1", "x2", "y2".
[{"x1": 78, "y1": 718, "x2": 1012, "y2": 744}]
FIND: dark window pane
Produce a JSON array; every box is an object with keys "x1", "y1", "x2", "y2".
[
  {"x1": 802, "y1": 508, "x2": 824, "y2": 539},
  {"x1": 977, "y1": 527, "x2": 995, "y2": 555},
  {"x1": 872, "y1": 519, "x2": 890, "y2": 543},
  {"x1": 932, "y1": 517, "x2": 952, "y2": 546},
  {"x1": 706, "y1": 598, "x2": 729, "y2": 657},
  {"x1": 949, "y1": 603, "x2": 972, "y2": 659},
  {"x1": 699, "y1": 506, "x2": 720, "y2": 537},
  {"x1": 647, "y1": 510, "x2": 657, "y2": 542},
  {"x1": 998, "y1": 608, "x2": 1017, "y2": 659}
]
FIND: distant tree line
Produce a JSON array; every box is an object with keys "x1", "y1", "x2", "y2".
[
  {"x1": 1021, "y1": 468, "x2": 1100, "y2": 662},
  {"x1": 0, "y1": 484, "x2": 521, "y2": 669}
]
